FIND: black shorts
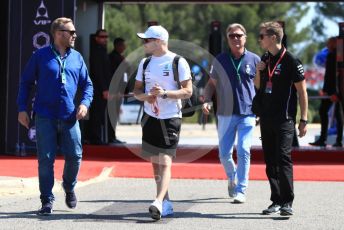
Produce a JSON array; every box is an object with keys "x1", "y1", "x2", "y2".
[{"x1": 141, "y1": 113, "x2": 181, "y2": 157}]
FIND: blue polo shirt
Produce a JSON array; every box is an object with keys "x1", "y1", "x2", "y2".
[
  {"x1": 210, "y1": 49, "x2": 260, "y2": 115},
  {"x1": 17, "y1": 45, "x2": 93, "y2": 121}
]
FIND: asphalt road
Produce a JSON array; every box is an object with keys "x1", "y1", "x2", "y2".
[{"x1": 1, "y1": 178, "x2": 343, "y2": 230}]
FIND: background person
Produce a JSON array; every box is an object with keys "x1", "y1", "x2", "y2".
[
  {"x1": 309, "y1": 37, "x2": 343, "y2": 147},
  {"x1": 107, "y1": 37, "x2": 127, "y2": 144},
  {"x1": 87, "y1": 29, "x2": 112, "y2": 145}
]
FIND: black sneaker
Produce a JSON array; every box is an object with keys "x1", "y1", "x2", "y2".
[
  {"x1": 332, "y1": 142, "x2": 343, "y2": 147},
  {"x1": 309, "y1": 139, "x2": 326, "y2": 147},
  {"x1": 65, "y1": 190, "x2": 77, "y2": 209},
  {"x1": 280, "y1": 204, "x2": 294, "y2": 216},
  {"x1": 37, "y1": 202, "x2": 53, "y2": 216},
  {"x1": 108, "y1": 139, "x2": 126, "y2": 145},
  {"x1": 262, "y1": 203, "x2": 281, "y2": 215}
]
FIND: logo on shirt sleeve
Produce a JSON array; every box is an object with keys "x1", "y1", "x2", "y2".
[{"x1": 297, "y1": 64, "x2": 304, "y2": 75}]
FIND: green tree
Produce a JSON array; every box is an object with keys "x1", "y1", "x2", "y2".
[
  {"x1": 310, "y1": 3, "x2": 344, "y2": 40},
  {"x1": 315, "y1": 2, "x2": 344, "y2": 20},
  {"x1": 104, "y1": 3, "x2": 309, "y2": 58}
]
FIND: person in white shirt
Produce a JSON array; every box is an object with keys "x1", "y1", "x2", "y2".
[{"x1": 134, "y1": 25, "x2": 192, "y2": 220}]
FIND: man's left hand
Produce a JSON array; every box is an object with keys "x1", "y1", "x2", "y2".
[
  {"x1": 76, "y1": 104, "x2": 88, "y2": 120},
  {"x1": 298, "y1": 122, "x2": 307, "y2": 138},
  {"x1": 330, "y1": 94, "x2": 339, "y2": 102}
]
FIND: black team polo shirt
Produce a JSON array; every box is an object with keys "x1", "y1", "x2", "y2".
[{"x1": 260, "y1": 47, "x2": 305, "y2": 121}]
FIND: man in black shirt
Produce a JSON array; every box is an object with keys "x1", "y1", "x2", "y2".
[
  {"x1": 255, "y1": 21, "x2": 308, "y2": 216},
  {"x1": 309, "y1": 37, "x2": 343, "y2": 147},
  {"x1": 109, "y1": 38, "x2": 126, "y2": 75},
  {"x1": 87, "y1": 29, "x2": 112, "y2": 145}
]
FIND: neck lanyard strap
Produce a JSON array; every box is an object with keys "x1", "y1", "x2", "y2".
[
  {"x1": 229, "y1": 55, "x2": 243, "y2": 83},
  {"x1": 268, "y1": 48, "x2": 286, "y2": 81},
  {"x1": 50, "y1": 45, "x2": 67, "y2": 84}
]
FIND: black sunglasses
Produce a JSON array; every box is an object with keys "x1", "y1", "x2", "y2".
[
  {"x1": 227, "y1": 33, "x2": 245, "y2": 39},
  {"x1": 259, "y1": 33, "x2": 271, "y2": 40},
  {"x1": 143, "y1": 38, "x2": 157, "y2": 44},
  {"x1": 59, "y1": 30, "x2": 76, "y2": 36}
]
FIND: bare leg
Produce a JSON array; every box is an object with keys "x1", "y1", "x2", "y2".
[{"x1": 151, "y1": 154, "x2": 172, "y2": 202}]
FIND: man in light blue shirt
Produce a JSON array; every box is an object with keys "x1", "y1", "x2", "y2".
[
  {"x1": 203, "y1": 23, "x2": 260, "y2": 203},
  {"x1": 17, "y1": 17, "x2": 93, "y2": 215}
]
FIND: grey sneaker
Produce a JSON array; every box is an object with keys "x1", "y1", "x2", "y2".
[
  {"x1": 262, "y1": 203, "x2": 281, "y2": 215},
  {"x1": 280, "y1": 204, "x2": 294, "y2": 216},
  {"x1": 228, "y1": 180, "x2": 236, "y2": 198}
]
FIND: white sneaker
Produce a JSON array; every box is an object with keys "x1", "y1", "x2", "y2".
[
  {"x1": 149, "y1": 199, "x2": 162, "y2": 220},
  {"x1": 233, "y1": 193, "x2": 246, "y2": 203},
  {"x1": 228, "y1": 180, "x2": 237, "y2": 198},
  {"x1": 162, "y1": 200, "x2": 174, "y2": 217}
]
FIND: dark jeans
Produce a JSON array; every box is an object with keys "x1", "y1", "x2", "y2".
[
  {"x1": 319, "y1": 100, "x2": 343, "y2": 143},
  {"x1": 35, "y1": 115, "x2": 82, "y2": 203},
  {"x1": 260, "y1": 118, "x2": 295, "y2": 206}
]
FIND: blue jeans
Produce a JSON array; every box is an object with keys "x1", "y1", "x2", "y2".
[
  {"x1": 35, "y1": 115, "x2": 82, "y2": 203},
  {"x1": 217, "y1": 114, "x2": 255, "y2": 195}
]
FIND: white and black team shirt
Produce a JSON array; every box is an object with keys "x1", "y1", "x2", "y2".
[{"x1": 136, "y1": 51, "x2": 191, "y2": 119}]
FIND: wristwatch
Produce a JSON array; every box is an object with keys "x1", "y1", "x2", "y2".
[
  {"x1": 300, "y1": 119, "x2": 308, "y2": 125},
  {"x1": 162, "y1": 89, "x2": 168, "y2": 99}
]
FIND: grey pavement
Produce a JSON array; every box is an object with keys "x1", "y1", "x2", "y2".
[
  {"x1": 1, "y1": 178, "x2": 344, "y2": 229},
  {"x1": 1, "y1": 123, "x2": 343, "y2": 229}
]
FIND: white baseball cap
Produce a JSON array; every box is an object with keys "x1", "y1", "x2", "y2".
[{"x1": 137, "y1": 25, "x2": 169, "y2": 41}]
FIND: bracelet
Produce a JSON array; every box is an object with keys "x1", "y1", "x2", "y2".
[{"x1": 300, "y1": 119, "x2": 308, "y2": 124}]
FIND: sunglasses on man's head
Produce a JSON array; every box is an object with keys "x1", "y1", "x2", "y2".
[
  {"x1": 227, "y1": 33, "x2": 245, "y2": 39},
  {"x1": 59, "y1": 30, "x2": 76, "y2": 36},
  {"x1": 97, "y1": 35, "x2": 108, "y2": 39}
]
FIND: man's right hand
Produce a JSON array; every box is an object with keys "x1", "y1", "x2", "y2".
[
  {"x1": 147, "y1": 94, "x2": 157, "y2": 104},
  {"x1": 202, "y1": 102, "x2": 212, "y2": 115},
  {"x1": 256, "y1": 61, "x2": 266, "y2": 71},
  {"x1": 103, "y1": 90, "x2": 109, "y2": 100},
  {"x1": 18, "y1": 111, "x2": 30, "y2": 129}
]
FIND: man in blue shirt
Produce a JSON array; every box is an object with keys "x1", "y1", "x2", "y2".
[
  {"x1": 17, "y1": 17, "x2": 93, "y2": 215},
  {"x1": 202, "y1": 23, "x2": 260, "y2": 203}
]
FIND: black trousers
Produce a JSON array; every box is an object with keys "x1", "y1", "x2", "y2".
[
  {"x1": 319, "y1": 100, "x2": 343, "y2": 143},
  {"x1": 260, "y1": 118, "x2": 295, "y2": 206},
  {"x1": 86, "y1": 93, "x2": 117, "y2": 143}
]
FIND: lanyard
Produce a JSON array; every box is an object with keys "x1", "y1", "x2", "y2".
[
  {"x1": 267, "y1": 48, "x2": 286, "y2": 82},
  {"x1": 50, "y1": 45, "x2": 67, "y2": 84},
  {"x1": 229, "y1": 54, "x2": 243, "y2": 83}
]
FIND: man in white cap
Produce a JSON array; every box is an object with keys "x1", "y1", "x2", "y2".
[{"x1": 134, "y1": 25, "x2": 192, "y2": 220}]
